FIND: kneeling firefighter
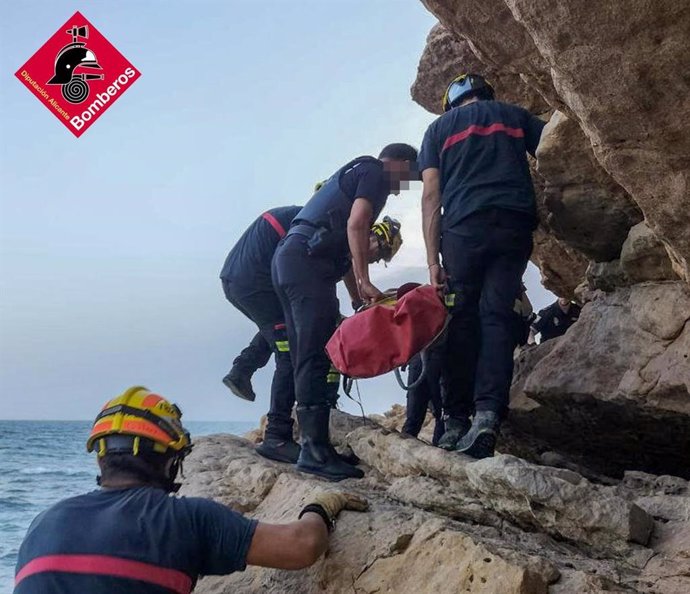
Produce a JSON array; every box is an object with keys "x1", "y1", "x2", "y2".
[{"x1": 272, "y1": 143, "x2": 418, "y2": 481}]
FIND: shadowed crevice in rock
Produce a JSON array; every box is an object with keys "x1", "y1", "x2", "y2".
[{"x1": 515, "y1": 283, "x2": 690, "y2": 479}]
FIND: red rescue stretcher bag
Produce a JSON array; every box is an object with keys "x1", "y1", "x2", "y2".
[{"x1": 326, "y1": 284, "x2": 447, "y2": 379}]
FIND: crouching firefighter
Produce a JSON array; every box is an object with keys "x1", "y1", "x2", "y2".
[
  {"x1": 220, "y1": 205, "x2": 301, "y2": 430},
  {"x1": 272, "y1": 143, "x2": 418, "y2": 481},
  {"x1": 14, "y1": 387, "x2": 368, "y2": 593},
  {"x1": 259, "y1": 214, "x2": 403, "y2": 465}
]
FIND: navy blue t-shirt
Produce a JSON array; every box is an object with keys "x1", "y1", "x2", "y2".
[
  {"x1": 338, "y1": 159, "x2": 389, "y2": 218},
  {"x1": 532, "y1": 301, "x2": 581, "y2": 342},
  {"x1": 418, "y1": 100, "x2": 545, "y2": 230},
  {"x1": 220, "y1": 205, "x2": 301, "y2": 289},
  {"x1": 14, "y1": 487, "x2": 258, "y2": 594},
  {"x1": 295, "y1": 158, "x2": 390, "y2": 229}
]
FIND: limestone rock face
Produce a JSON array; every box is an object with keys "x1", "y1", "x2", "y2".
[
  {"x1": 530, "y1": 224, "x2": 588, "y2": 298},
  {"x1": 520, "y1": 282, "x2": 690, "y2": 478},
  {"x1": 586, "y1": 259, "x2": 629, "y2": 292},
  {"x1": 413, "y1": 1, "x2": 690, "y2": 287},
  {"x1": 418, "y1": 0, "x2": 562, "y2": 110},
  {"x1": 536, "y1": 111, "x2": 642, "y2": 262},
  {"x1": 502, "y1": 0, "x2": 690, "y2": 283},
  {"x1": 412, "y1": 23, "x2": 549, "y2": 116},
  {"x1": 182, "y1": 412, "x2": 690, "y2": 593},
  {"x1": 620, "y1": 222, "x2": 679, "y2": 284}
]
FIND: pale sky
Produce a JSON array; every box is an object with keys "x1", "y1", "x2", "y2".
[{"x1": 0, "y1": 0, "x2": 554, "y2": 422}]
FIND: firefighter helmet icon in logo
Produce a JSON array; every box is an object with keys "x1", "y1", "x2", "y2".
[
  {"x1": 47, "y1": 25, "x2": 104, "y2": 104},
  {"x1": 15, "y1": 11, "x2": 140, "y2": 137}
]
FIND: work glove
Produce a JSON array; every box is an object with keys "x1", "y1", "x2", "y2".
[{"x1": 299, "y1": 489, "x2": 368, "y2": 532}]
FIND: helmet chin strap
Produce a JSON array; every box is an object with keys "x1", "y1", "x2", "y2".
[{"x1": 166, "y1": 455, "x2": 185, "y2": 493}]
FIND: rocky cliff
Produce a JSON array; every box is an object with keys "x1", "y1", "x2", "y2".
[
  {"x1": 183, "y1": 2, "x2": 690, "y2": 592},
  {"x1": 183, "y1": 410, "x2": 689, "y2": 593}
]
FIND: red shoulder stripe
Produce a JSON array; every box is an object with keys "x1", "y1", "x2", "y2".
[
  {"x1": 262, "y1": 212, "x2": 287, "y2": 238},
  {"x1": 442, "y1": 123, "x2": 525, "y2": 151}
]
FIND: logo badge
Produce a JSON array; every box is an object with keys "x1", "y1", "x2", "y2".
[{"x1": 15, "y1": 11, "x2": 140, "y2": 137}]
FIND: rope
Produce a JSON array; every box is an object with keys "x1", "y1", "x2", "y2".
[{"x1": 342, "y1": 375, "x2": 366, "y2": 420}]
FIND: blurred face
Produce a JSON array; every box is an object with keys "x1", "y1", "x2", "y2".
[{"x1": 382, "y1": 159, "x2": 418, "y2": 195}]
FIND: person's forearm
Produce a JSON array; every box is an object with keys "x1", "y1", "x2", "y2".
[
  {"x1": 296, "y1": 513, "x2": 329, "y2": 564},
  {"x1": 347, "y1": 222, "x2": 371, "y2": 284},
  {"x1": 422, "y1": 187, "x2": 442, "y2": 267},
  {"x1": 342, "y1": 268, "x2": 361, "y2": 308}
]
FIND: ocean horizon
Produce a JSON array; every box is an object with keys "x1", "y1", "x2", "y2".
[{"x1": 0, "y1": 419, "x2": 257, "y2": 593}]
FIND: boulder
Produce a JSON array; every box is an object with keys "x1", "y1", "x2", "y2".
[
  {"x1": 537, "y1": 111, "x2": 642, "y2": 262},
  {"x1": 620, "y1": 222, "x2": 679, "y2": 284},
  {"x1": 411, "y1": 23, "x2": 549, "y2": 116},
  {"x1": 522, "y1": 282, "x2": 690, "y2": 478},
  {"x1": 586, "y1": 259, "x2": 629, "y2": 292},
  {"x1": 180, "y1": 415, "x2": 690, "y2": 593}
]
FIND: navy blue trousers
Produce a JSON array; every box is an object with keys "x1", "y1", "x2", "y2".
[
  {"x1": 272, "y1": 234, "x2": 342, "y2": 409},
  {"x1": 402, "y1": 350, "x2": 446, "y2": 445},
  {"x1": 222, "y1": 279, "x2": 295, "y2": 438},
  {"x1": 441, "y1": 208, "x2": 533, "y2": 420},
  {"x1": 232, "y1": 331, "x2": 272, "y2": 374}
]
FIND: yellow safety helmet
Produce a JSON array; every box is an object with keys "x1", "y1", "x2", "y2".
[
  {"x1": 86, "y1": 386, "x2": 191, "y2": 458},
  {"x1": 371, "y1": 216, "x2": 403, "y2": 263}
]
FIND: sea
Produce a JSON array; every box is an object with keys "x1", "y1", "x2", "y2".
[{"x1": 0, "y1": 420, "x2": 255, "y2": 594}]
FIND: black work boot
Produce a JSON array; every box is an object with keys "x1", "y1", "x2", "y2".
[
  {"x1": 454, "y1": 411, "x2": 501, "y2": 459},
  {"x1": 222, "y1": 367, "x2": 256, "y2": 402},
  {"x1": 438, "y1": 416, "x2": 472, "y2": 451},
  {"x1": 256, "y1": 435, "x2": 301, "y2": 464},
  {"x1": 296, "y1": 405, "x2": 364, "y2": 481},
  {"x1": 336, "y1": 447, "x2": 360, "y2": 466}
]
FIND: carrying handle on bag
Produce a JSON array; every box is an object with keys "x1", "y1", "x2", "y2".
[
  {"x1": 393, "y1": 313, "x2": 452, "y2": 391},
  {"x1": 394, "y1": 348, "x2": 429, "y2": 391}
]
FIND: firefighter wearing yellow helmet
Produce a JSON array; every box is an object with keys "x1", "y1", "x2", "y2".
[
  {"x1": 86, "y1": 386, "x2": 191, "y2": 492},
  {"x1": 370, "y1": 216, "x2": 402, "y2": 263},
  {"x1": 15, "y1": 386, "x2": 369, "y2": 592}
]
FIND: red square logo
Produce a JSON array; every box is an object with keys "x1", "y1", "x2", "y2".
[{"x1": 15, "y1": 11, "x2": 141, "y2": 137}]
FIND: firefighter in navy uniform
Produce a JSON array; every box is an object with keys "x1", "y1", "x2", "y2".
[
  {"x1": 220, "y1": 206, "x2": 301, "y2": 402},
  {"x1": 419, "y1": 74, "x2": 545, "y2": 459},
  {"x1": 401, "y1": 347, "x2": 446, "y2": 446},
  {"x1": 273, "y1": 143, "x2": 418, "y2": 481},
  {"x1": 221, "y1": 206, "x2": 404, "y2": 465},
  {"x1": 220, "y1": 206, "x2": 304, "y2": 463},
  {"x1": 14, "y1": 387, "x2": 368, "y2": 593},
  {"x1": 223, "y1": 331, "x2": 273, "y2": 402}
]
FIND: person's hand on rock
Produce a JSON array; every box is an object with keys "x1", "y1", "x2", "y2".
[{"x1": 301, "y1": 489, "x2": 369, "y2": 529}]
